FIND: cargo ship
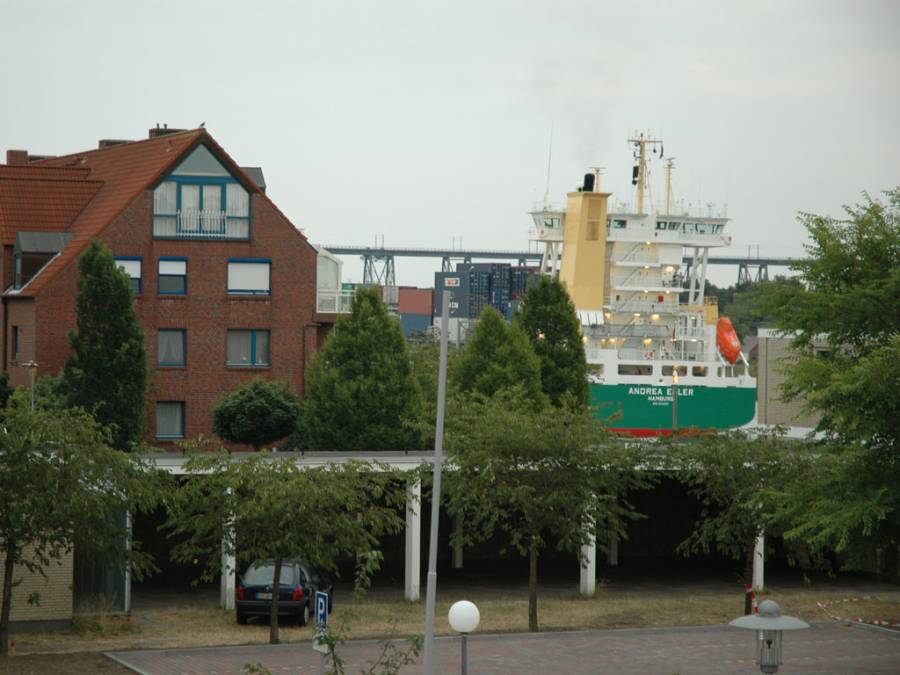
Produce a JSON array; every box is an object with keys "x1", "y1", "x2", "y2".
[{"x1": 531, "y1": 134, "x2": 756, "y2": 435}]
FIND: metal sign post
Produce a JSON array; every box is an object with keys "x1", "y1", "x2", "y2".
[
  {"x1": 422, "y1": 290, "x2": 451, "y2": 674},
  {"x1": 313, "y1": 590, "x2": 329, "y2": 674}
]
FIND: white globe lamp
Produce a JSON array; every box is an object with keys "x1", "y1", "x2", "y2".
[{"x1": 448, "y1": 600, "x2": 480, "y2": 675}]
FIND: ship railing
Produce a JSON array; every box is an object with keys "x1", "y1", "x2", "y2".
[
  {"x1": 616, "y1": 348, "x2": 706, "y2": 362},
  {"x1": 607, "y1": 300, "x2": 676, "y2": 315},
  {"x1": 584, "y1": 324, "x2": 672, "y2": 338},
  {"x1": 675, "y1": 326, "x2": 708, "y2": 340},
  {"x1": 316, "y1": 289, "x2": 354, "y2": 314}
]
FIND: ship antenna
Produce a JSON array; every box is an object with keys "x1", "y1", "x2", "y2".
[
  {"x1": 542, "y1": 123, "x2": 554, "y2": 207},
  {"x1": 627, "y1": 132, "x2": 663, "y2": 215},
  {"x1": 665, "y1": 157, "x2": 676, "y2": 215}
]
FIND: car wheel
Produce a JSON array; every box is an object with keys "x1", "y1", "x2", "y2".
[
  {"x1": 236, "y1": 611, "x2": 248, "y2": 625},
  {"x1": 298, "y1": 601, "x2": 310, "y2": 627}
]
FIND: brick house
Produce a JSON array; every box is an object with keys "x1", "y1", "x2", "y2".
[{"x1": 0, "y1": 127, "x2": 324, "y2": 448}]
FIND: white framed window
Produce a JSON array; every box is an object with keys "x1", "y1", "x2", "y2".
[
  {"x1": 114, "y1": 257, "x2": 142, "y2": 295},
  {"x1": 156, "y1": 401, "x2": 185, "y2": 439},
  {"x1": 227, "y1": 259, "x2": 270, "y2": 295}
]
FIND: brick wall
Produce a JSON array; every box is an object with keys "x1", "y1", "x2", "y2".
[
  {"x1": 25, "y1": 190, "x2": 320, "y2": 449},
  {"x1": 6, "y1": 299, "x2": 37, "y2": 387},
  {"x1": 0, "y1": 547, "x2": 73, "y2": 623}
]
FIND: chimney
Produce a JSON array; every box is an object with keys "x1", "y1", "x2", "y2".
[
  {"x1": 98, "y1": 139, "x2": 132, "y2": 149},
  {"x1": 6, "y1": 150, "x2": 28, "y2": 166},
  {"x1": 148, "y1": 123, "x2": 186, "y2": 139}
]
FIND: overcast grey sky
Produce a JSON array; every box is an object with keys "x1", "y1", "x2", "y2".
[{"x1": 2, "y1": 0, "x2": 897, "y2": 286}]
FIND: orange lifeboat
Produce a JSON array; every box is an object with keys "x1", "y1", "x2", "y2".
[{"x1": 716, "y1": 317, "x2": 742, "y2": 364}]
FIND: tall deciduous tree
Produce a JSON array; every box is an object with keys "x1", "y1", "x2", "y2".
[
  {"x1": 213, "y1": 379, "x2": 300, "y2": 451},
  {"x1": 0, "y1": 406, "x2": 165, "y2": 654},
  {"x1": 667, "y1": 431, "x2": 799, "y2": 614},
  {"x1": 451, "y1": 307, "x2": 546, "y2": 408},
  {"x1": 444, "y1": 388, "x2": 649, "y2": 631},
  {"x1": 513, "y1": 276, "x2": 588, "y2": 407},
  {"x1": 166, "y1": 453, "x2": 406, "y2": 644},
  {"x1": 62, "y1": 241, "x2": 147, "y2": 450},
  {"x1": 299, "y1": 288, "x2": 422, "y2": 450},
  {"x1": 756, "y1": 188, "x2": 900, "y2": 569}
]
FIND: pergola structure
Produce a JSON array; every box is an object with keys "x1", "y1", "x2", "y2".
[{"x1": 143, "y1": 450, "x2": 611, "y2": 609}]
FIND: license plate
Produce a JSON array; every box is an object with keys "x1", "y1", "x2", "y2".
[{"x1": 257, "y1": 592, "x2": 272, "y2": 600}]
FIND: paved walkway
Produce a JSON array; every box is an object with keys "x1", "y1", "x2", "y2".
[{"x1": 107, "y1": 622, "x2": 900, "y2": 674}]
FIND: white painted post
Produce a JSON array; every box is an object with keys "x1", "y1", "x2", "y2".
[
  {"x1": 452, "y1": 515, "x2": 463, "y2": 569},
  {"x1": 221, "y1": 540, "x2": 236, "y2": 611},
  {"x1": 221, "y1": 491, "x2": 236, "y2": 611},
  {"x1": 579, "y1": 532, "x2": 596, "y2": 596},
  {"x1": 405, "y1": 478, "x2": 421, "y2": 601},
  {"x1": 607, "y1": 529, "x2": 619, "y2": 566},
  {"x1": 752, "y1": 533, "x2": 765, "y2": 591},
  {"x1": 124, "y1": 512, "x2": 132, "y2": 614}
]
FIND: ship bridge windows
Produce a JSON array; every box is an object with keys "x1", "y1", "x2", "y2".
[
  {"x1": 662, "y1": 365, "x2": 688, "y2": 377},
  {"x1": 610, "y1": 219, "x2": 627, "y2": 229},
  {"x1": 669, "y1": 222, "x2": 680, "y2": 230},
  {"x1": 619, "y1": 364, "x2": 652, "y2": 376},
  {"x1": 692, "y1": 366, "x2": 708, "y2": 377},
  {"x1": 656, "y1": 221, "x2": 667, "y2": 230}
]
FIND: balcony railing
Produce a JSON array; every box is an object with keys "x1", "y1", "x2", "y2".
[
  {"x1": 316, "y1": 289, "x2": 354, "y2": 314},
  {"x1": 153, "y1": 210, "x2": 250, "y2": 240}
]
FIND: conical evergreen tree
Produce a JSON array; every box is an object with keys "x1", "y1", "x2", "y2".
[
  {"x1": 513, "y1": 276, "x2": 588, "y2": 407},
  {"x1": 63, "y1": 241, "x2": 148, "y2": 450},
  {"x1": 300, "y1": 287, "x2": 422, "y2": 450},
  {"x1": 451, "y1": 306, "x2": 546, "y2": 407}
]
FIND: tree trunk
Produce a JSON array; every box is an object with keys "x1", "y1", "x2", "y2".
[
  {"x1": 743, "y1": 542, "x2": 755, "y2": 615},
  {"x1": 528, "y1": 538, "x2": 539, "y2": 633},
  {"x1": 1, "y1": 541, "x2": 17, "y2": 656},
  {"x1": 270, "y1": 557, "x2": 282, "y2": 645}
]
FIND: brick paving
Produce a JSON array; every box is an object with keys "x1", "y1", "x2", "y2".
[{"x1": 107, "y1": 622, "x2": 900, "y2": 674}]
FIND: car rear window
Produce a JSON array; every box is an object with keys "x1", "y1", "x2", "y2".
[{"x1": 243, "y1": 563, "x2": 295, "y2": 586}]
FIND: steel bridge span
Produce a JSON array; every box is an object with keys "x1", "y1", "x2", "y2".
[{"x1": 323, "y1": 245, "x2": 799, "y2": 286}]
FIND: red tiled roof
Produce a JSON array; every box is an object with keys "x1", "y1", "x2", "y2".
[
  {"x1": 3, "y1": 128, "x2": 311, "y2": 297},
  {"x1": 13, "y1": 129, "x2": 205, "y2": 296},
  {"x1": 0, "y1": 177, "x2": 102, "y2": 245}
]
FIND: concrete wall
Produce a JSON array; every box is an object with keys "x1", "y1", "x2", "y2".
[{"x1": 756, "y1": 329, "x2": 820, "y2": 427}]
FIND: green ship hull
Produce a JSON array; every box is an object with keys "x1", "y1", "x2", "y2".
[{"x1": 590, "y1": 383, "x2": 756, "y2": 436}]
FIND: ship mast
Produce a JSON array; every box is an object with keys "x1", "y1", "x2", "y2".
[
  {"x1": 628, "y1": 133, "x2": 663, "y2": 215},
  {"x1": 664, "y1": 157, "x2": 676, "y2": 215}
]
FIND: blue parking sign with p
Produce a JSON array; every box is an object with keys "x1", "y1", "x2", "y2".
[{"x1": 315, "y1": 591, "x2": 329, "y2": 626}]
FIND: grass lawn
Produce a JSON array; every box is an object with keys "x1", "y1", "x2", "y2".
[{"x1": 8, "y1": 569, "x2": 900, "y2": 658}]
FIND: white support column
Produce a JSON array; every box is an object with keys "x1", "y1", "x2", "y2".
[
  {"x1": 220, "y1": 494, "x2": 236, "y2": 611},
  {"x1": 688, "y1": 247, "x2": 700, "y2": 304},
  {"x1": 404, "y1": 478, "x2": 422, "y2": 601},
  {"x1": 752, "y1": 533, "x2": 765, "y2": 591},
  {"x1": 124, "y1": 512, "x2": 132, "y2": 614},
  {"x1": 579, "y1": 532, "x2": 596, "y2": 597},
  {"x1": 697, "y1": 247, "x2": 710, "y2": 304},
  {"x1": 607, "y1": 529, "x2": 619, "y2": 566},
  {"x1": 452, "y1": 515, "x2": 463, "y2": 569}
]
